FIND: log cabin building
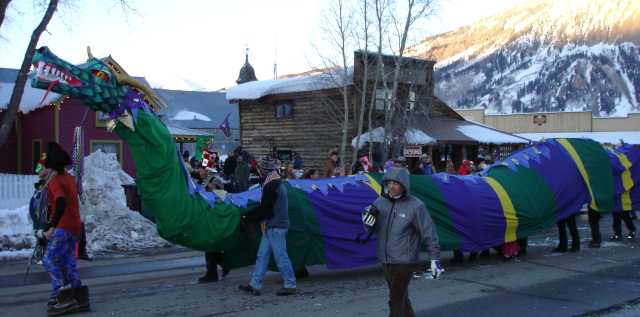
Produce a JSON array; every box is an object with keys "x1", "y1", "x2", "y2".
[{"x1": 227, "y1": 51, "x2": 529, "y2": 171}]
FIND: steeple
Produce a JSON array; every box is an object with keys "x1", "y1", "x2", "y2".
[{"x1": 236, "y1": 47, "x2": 257, "y2": 84}]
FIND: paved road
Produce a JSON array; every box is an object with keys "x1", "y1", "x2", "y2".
[{"x1": 2, "y1": 215, "x2": 640, "y2": 316}]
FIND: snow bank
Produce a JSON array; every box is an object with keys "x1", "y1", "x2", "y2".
[
  {"x1": 0, "y1": 205, "x2": 35, "y2": 256},
  {"x1": 0, "y1": 151, "x2": 170, "y2": 261},
  {"x1": 81, "y1": 151, "x2": 170, "y2": 255}
]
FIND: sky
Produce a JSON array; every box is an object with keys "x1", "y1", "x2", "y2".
[{"x1": 0, "y1": 0, "x2": 522, "y2": 91}]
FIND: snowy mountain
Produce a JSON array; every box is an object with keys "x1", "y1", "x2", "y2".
[{"x1": 407, "y1": 0, "x2": 640, "y2": 116}]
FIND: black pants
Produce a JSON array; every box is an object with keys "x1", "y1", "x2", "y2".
[
  {"x1": 382, "y1": 264, "x2": 418, "y2": 317},
  {"x1": 557, "y1": 215, "x2": 579, "y2": 250},
  {"x1": 588, "y1": 208, "x2": 601, "y2": 243},
  {"x1": 613, "y1": 211, "x2": 636, "y2": 236},
  {"x1": 204, "y1": 251, "x2": 225, "y2": 279}
]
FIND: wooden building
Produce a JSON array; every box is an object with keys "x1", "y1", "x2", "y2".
[{"x1": 227, "y1": 51, "x2": 528, "y2": 171}]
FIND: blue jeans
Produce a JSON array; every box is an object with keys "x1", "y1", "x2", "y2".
[
  {"x1": 249, "y1": 227, "x2": 296, "y2": 289},
  {"x1": 42, "y1": 228, "x2": 81, "y2": 298}
]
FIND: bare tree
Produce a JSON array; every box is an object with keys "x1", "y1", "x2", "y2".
[
  {"x1": 0, "y1": 0, "x2": 10, "y2": 30},
  {"x1": 383, "y1": 0, "x2": 436, "y2": 159},
  {"x1": 0, "y1": 0, "x2": 137, "y2": 148},
  {"x1": 316, "y1": 0, "x2": 355, "y2": 173},
  {"x1": 0, "y1": 0, "x2": 58, "y2": 148},
  {"x1": 350, "y1": 0, "x2": 372, "y2": 165}
]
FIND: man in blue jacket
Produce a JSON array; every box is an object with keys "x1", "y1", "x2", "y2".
[
  {"x1": 362, "y1": 166, "x2": 443, "y2": 316},
  {"x1": 239, "y1": 156, "x2": 296, "y2": 296}
]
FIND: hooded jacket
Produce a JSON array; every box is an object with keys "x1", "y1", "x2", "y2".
[{"x1": 372, "y1": 167, "x2": 440, "y2": 264}]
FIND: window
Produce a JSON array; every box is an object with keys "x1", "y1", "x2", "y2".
[
  {"x1": 407, "y1": 89, "x2": 416, "y2": 111},
  {"x1": 275, "y1": 101, "x2": 294, "y2": 119},
  {"x1": 32, "y1": 139, "x2": 42, "y2": 173},
  {"x1": 375, "y1": 88, "x2": 391, "y2": 111},
  {"x1": 90, "y1": 140, "x2": 123, "y2": 166}
]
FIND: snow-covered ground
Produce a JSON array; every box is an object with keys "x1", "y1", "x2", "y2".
[{"x1": 0, "y1": 151, "x2": 171, "y2": 261}]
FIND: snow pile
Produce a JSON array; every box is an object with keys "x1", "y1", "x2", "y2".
[
  {"x1": 81, "y1": 151, "x2": 170, "y2": 255},
  {"x1": 0, "y1": 205, "x2": 36, "y2": 258}
]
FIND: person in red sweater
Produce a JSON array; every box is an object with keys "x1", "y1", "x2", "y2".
[
  {"x1": 457, "y1": 160, "x2": 474, "y2": 176},
  {"x1": 41, "y1": 142, "x2": 90, "y2": 316}
]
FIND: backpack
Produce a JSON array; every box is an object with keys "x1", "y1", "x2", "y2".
[{"x1": 29, "y1": 185, "x2": 49, "y2": 232}]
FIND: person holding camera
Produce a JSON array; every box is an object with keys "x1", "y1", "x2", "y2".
[{"x1": 362, "y1": 166, "x2": 443, "y2": 317}]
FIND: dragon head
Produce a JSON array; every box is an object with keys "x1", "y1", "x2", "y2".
[{"x1": 31, "y1": 46, "x2": 166, "y2": 130}]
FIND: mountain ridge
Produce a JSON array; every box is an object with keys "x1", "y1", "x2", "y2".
[{"x1": 408, "y1": 0, "x2": 640, "y2": 116}]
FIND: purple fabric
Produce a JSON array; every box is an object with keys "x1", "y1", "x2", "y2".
[
  {"x1": 529, "y1": 140, "x2": 589, "y2": 220},
  {"x1": 436, "y1": 175, "x2": 506, "y2": 251},
  {"x1": 306, "y1": 183, "x2": 379, "y2": 269},
  {"x1": 616, "y1": 145, "x2": 640, "y2": 211}
]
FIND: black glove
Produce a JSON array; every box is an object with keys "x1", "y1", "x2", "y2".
[{"x1": 362, "y1": 205, "x2": 379, "y2": 228}]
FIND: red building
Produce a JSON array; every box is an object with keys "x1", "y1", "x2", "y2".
[{"x1": 0, "y1": 68, "x2": 139, "y2": 175}]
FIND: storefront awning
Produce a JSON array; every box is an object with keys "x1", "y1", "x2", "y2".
[{"x1": 351, "y1": 120, "x2": 529, "y2": 149}]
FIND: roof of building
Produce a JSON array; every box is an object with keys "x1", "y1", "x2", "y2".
[
  {"x1": 236, "y1": 50, "x2": 258, "y2": 84},
  {"x1": 352, "y1": 119, "x2": 530, "y2": 148},
  {"x1": 226, "y1": 67, "x2": 353, "y2": 101},
  {"x1": 155, "y1": 88, "x2": 238, "y2": 130},
  {"x1": 516, "y1": 131, "x2": 640, "y2": 145}
]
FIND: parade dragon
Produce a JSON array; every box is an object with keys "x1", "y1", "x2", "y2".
[{"x1": 31, "y1": 47, "x2": 640, "y2": 270}]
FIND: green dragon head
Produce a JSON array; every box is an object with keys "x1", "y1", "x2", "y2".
[{"x1": 31, "y1": 46, "x2": 166, "y2": 130}]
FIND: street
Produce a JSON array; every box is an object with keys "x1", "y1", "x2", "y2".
[{"x1": 2, "y1": 215, "x2": 640, "y2": 317}]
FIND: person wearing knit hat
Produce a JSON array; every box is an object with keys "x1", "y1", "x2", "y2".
[{"x1": 239, "y1": 155, "x2": 297, "y2": 296}]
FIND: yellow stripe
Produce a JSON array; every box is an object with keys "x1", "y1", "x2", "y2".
[
  {"x1": 365, "y1": 174, "x2": 382, "y2": 196},
  {"x1": 557, "y1": 139, "x2": 598, "y2": 211},
  {"x1": 485, "y1": 177, "x2": 518, "y2": 242},
  {"x1": 617, "y1": 153, "x2": 633, "y2": 211}
]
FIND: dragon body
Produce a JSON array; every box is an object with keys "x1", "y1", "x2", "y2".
[{"x1": 31, "y1": 47, "x2": 640, "y2": 270}]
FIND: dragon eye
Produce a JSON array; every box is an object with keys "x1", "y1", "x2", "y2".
[{"x1": 91, "y1": 70, "x2": 110, "y2": 81}]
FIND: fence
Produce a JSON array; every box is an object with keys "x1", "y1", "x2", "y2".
[{"x1": 0, "y1": 173, "x2": 39, "y2": 210}]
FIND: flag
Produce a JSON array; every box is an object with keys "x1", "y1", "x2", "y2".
[{"x1": 219, "y1": 113, "x2": 231, "y2": 137}]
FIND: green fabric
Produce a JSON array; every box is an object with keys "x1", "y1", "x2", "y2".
[
  {"x1": 114, "y1": 111, "x2": 240, "y2": 250},
  {"x1": 369, "y1": 173, "x2": 461, "y2": 250},
  {"x1": 566, "y1": 139, "x2": 616, "y2": 213},
  {"x1": 487, "y1": 165, "x2": 557, "y2": 238}
]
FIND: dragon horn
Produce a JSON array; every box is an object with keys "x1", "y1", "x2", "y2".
[
  {"x1": 117, "y1": 112, "x2": 135, "y2": 131},
  {"x1": 87, "y1": 46, "x2": 94, "y2": 60}
]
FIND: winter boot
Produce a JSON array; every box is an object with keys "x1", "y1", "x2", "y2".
[
  {"x1": 238, "y1": 284, "x2": 261, "y2": 296},
  {"x1": 47, "y1": 288, "x2": 78, "y2": 316},
  {"x1": 73, "y1": 286, "x2": 90, "y2": 312}
]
